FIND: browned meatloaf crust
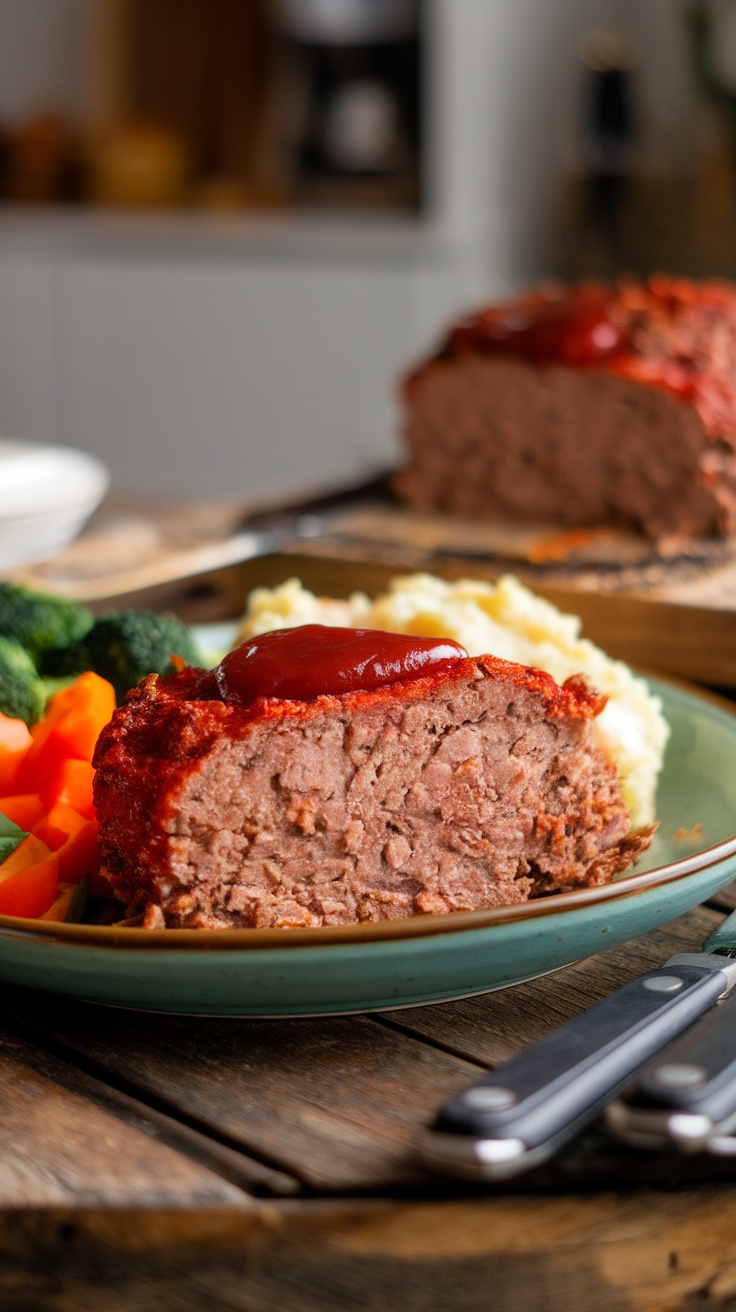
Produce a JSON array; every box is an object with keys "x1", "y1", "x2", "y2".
[
  {"x1": 394, "y1": 278, "x2": 736, "y2": 539},
  {"x1": 92, "y1": 657, "x2": 653, "y2": 930}
]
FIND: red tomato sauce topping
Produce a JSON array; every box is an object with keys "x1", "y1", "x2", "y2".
[
  {"x1": 445, "y1": 285, "x2": 629, "y2": 366},
  {"x1": 215, "y1": 625, "x2": 468, "y2": 705},
  {"x1": 428, "y1": 276, "x2": 736, "y2": 448}
]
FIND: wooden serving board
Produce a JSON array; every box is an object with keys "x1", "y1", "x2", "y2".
[{"x1": 9, "y1": 475, "x2": 736, "y2": 686}]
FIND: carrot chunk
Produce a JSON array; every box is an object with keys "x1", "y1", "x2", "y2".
[
  {"x1": 32, "y1": 803, "x2": 99, "y2": 883},
  {"x1": 19, "y1": 673, "x2": 115, "y2": 789},
  {"x1": 42, "y1": 759, "x2": 96, "y2": 820},
  {"x1": 0, "y1": 712, "x2": 32, "y2": 792},
  {"x1": 0, "y1": 794, "x2": 45, "y2": 830},
  {"x1": 0, "y1": 834, "x2": 59, "y2": 917}
]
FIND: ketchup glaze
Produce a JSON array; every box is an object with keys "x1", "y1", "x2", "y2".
[
  {"x1": 215, "y1": 625, "x2": 468, "y2": 705},
  {"x1": 445, "y1": 285, "x2": 629, "y2": 366}
]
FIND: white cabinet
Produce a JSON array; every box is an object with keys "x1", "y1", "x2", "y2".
[
  {"x1": 0, "y1": 0, "x2": 634, "y2": 498},
  {"x1": 0, "y1": 214, "x2": 468, "y2": 497},
  {"x1": 0, "y1": 251, "x2": 56, "y2": 447},
  {"x1": 49, "y1": 238, "x2": 432, "y2": 497}
]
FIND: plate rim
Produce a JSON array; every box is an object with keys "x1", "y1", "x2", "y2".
[{"x1": 1, "y1": 672, "x2": 733, "y2": 954}]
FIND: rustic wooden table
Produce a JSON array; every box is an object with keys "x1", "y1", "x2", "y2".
[
  {"x1": 8, "y1": 518, "x2": 736, "y2": 1308},
  {"x1": 3, "y1": 887, "x2": 736, "y2": 1311}
]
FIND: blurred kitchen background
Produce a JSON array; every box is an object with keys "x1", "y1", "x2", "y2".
[{"x1": 0, "y1": 0, "x2": 734, "y2": 501}]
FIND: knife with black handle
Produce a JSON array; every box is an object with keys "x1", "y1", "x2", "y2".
[
  {"x1": 606, "y1": 984, "x2": 736, "y2": 1154},
  {"x1": 419, "y1": 949, "x2": 736, "y2": 1181}
]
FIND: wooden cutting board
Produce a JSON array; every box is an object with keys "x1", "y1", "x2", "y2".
[{"x1": 8, "y1": 476, "x2": 736, "y2": 687}]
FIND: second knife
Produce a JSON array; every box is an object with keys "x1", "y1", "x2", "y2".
[{"x1": 419, "y1": 911, "x2": 736, "y2": 1180}]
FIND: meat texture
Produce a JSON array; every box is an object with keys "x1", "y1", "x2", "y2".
[
  {"x1": 93, "y1": 657, "x2": 653, "y2": 930},
  {"x1": 395, "y1": 277, "x2": 736, "y2": 539}
]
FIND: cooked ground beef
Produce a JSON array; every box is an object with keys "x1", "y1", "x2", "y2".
[
  {"x1": 92, "y1": 655, "x2": 653, "y2": 929},
  {"x1": 395, "y1": 277, "x2": 736, "y2": 539}
]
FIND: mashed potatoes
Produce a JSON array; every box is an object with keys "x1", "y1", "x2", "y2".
[{"x1": 239, "y1": 573, "x2": 668, "y2": 828}]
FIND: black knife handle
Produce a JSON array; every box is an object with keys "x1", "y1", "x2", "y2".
[
  {"x1": 435, "y1": 957, "x2": 735, "y2": 1151},
  {"x1": 633, "y1": 986, "x2": 736, "y2": 1123}
]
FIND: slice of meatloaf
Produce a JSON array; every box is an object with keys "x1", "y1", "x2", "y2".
[
  {"x1": 396, "y1": 357, "x2": 721, "y2": 539},
  {"x1": 92, "y1": 655, "x2": 653, "y2": 930},
  {"x1": 395, "y1": 277, "x2": 736, "y2": 539}
]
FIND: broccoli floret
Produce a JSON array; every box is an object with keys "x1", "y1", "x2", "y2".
[
  {"x1": 0, "y1": 636, "x2": 46, "y2": 725},
  {"x1": 0, "y1": 583, "x2": 93, "y2": 666},
  {"x1": 46, "y1": 609, "x2": 201, "y2": 702}
]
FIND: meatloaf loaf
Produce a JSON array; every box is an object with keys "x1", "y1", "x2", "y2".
[
  {"x1": 394, "y1": 277, "x2": 736, "y2": 539},
  {"x1": 92, "y1": 632, "x2": 653, "y2": 930}
]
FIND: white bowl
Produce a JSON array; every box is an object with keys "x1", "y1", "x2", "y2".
[{"x1": 0, "y1": 441, "x2": 109, "y2": 571}]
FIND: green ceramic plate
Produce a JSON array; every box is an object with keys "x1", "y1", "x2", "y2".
[{"x1": 0, "y1": 676, "x2": 734, "y2": 1016}]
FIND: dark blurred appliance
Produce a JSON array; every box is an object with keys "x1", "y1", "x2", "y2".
[
  {"x1": 579, "y1": 29, "x2": 636, "y2": 266},
  {"x1": 273, "y1": 0, "x2": 421, "y2": 207},
  {"x1": 689, "y1": 1, "x2": 736, "y2": 164}
]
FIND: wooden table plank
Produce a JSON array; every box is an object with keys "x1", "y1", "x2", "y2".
[
  {"x1": 0, "y1": 907, "x2": 723, "y2": 1201},
  {"x1": 709, "y1": 879, "x2": 736, "y2": 912},
  {"x1": 5, "y1": 1189, "x2": 736, "y2": 1312},
  {"x1": 377, "y1": 905, "x2": 724, "y2": 1067},
  {"x1": 0, "y1": 1030, "x2": 247, "y2": 1209},
  {"x1": 1, "y1": 1034, "x2": 301, "y2": 1200},
  {"x1": 0, "y1": 995, "x2": 482, "y2": 1193}
]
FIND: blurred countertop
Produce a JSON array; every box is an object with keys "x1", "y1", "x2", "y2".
[{"x1": 0, "y1": 205, "x2": 449, "y2": 266}]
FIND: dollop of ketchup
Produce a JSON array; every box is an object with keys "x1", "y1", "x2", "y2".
[
  {"x1": 446, "y1": 286, "x2": 629, "y2": 366},
  {"x1": 216, "y1": 625, "x2": 468, "y2": 705}
]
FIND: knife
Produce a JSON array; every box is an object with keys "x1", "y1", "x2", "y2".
[
  {"x1": 606, "y1": 983, "x2": 736, "y2": 1156},
  {"x1": 419, "y1": 914, "x2": 736, "y2": 1182}
]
